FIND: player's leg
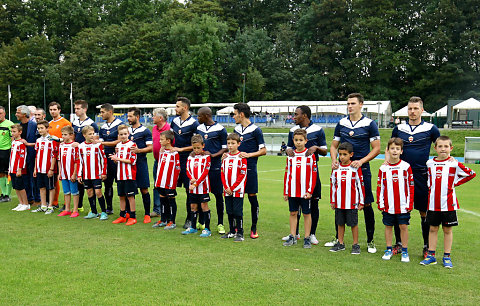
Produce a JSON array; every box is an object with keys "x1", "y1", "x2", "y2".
[
  {"x1": 428, "y1": 226, "x2": 439, "y2": 252},
  {"x1": 246, "y1": 167, "x2": 260, "y2": 238},
  {"x1": 361, "y1": 164, "x2": 376, "y2": 253},
  {"x1": 399, "y1": 224, "x2": 408, "y2": 248},
  {"x1": 223, "y1": 196, "x2": 235, "y2": 237},
  {"x1": 151, "y1": 160, "x2": 161, "y2": 217},
  {"x1": 125, "y1": 195, "x2": 137, "y2": 225},
  {"x1": 413, "y1": 170, "x2": 430, "y2": 257},
  {"x1": 385, "y1": 226, "x2": 393, "y2": 248},
  {"x1": 85, "y1": 183, "x2": 99, "y2": 216},
  {"x1": 200, "y1": 200, "x2": 212, "y2": 237},
  {"x1": 113, "y1": 191, "x2": 128, "y2": 224},
  {"x1": 104, "y1": 158, "x2": 116, "y2": 214},
  {"x1": 233, "y1": 197, "x2": 244, "y2": 241},
  {"x1": 94, "y1": 181, "x2": 106, "y2": 213}
]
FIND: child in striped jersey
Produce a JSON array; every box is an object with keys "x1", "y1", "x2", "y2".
[
  {"x1": 152, "y1": 130, "x2": 181, "y2": 230},
  {"x1": 221, "y1": 133, "x2": 247, "y2": 242},
  {"x1": 377, "y1": 138, "x2": 414, "y2": 262},
  {"x1": 9, "y1": 124, "x2": 29, "y2": 211},
  {"x1": 182, "y1": 135, "x2": 212, "y2": 237},
  {"x1": 330, "y1": 142, "x2": 365, "y2": 254},
  {"x1": 57, "y1": 126, "x2": 80, "y2": 217},
  {"x1": 111, "y1": 125, "x2": 138, "y2": 226},
  {"x1": 283, "y1": 129, "x2": 317, "y2": 249},
  {"x1": 420, "y1": 136, "x2": 476, "y2": 268}
]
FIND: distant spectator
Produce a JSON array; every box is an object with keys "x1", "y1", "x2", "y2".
[{"x1": 280, "y1": 141, "x2": 287, "y2": 155}]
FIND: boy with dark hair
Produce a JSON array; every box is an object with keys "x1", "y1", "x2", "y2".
[
  {"x1": 153, "y1": 130, "x2": 181, "y2": 230},
  {"x1": 330, "y1": 142, "x2": 365, "y2": 254},
  {"x1": 221, "y1": 133, "x2": 247, "y2": 242},
  {"x1": 9, "y1": 124, "x2": 29, "y2": 211},
  {"x1": 32, "y1": 120, "x2": 59, "y2": 214},
  {"x1": 182, "y1": 135, "x2": 212, "y2": 237},
  {"x1": 57, "y1": 126, "x2": 80, "y2": 217},
  {"x1": 377, "y1": 138, "x2": 414, "y2": 262},
  {"x1": 283, "y1": 129, "x2": 317, "y2": 249},
  {"x1": 78, "y1": 126, "x2": 108, "y2": 220},
  {"x1": 420, "y1": 136, "x2": 476, "y2": 268}
]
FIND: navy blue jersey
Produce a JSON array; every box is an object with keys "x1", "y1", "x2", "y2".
[
  {"x1": 392, "y1": 121, "x2": 440, "y2": 171},
  {"x1": 72, "y1": 117, "x2": 98, "y2": 143},
  {"x1": 171, "y1": 115, "x2": 199, "y2": 158},
  {"x1": 197, "y1": 122, "x2": 227, "y2": 170},
  {"x1": 333, "y1": 116, "x2": 380, "y2": 161},
  {"x1": 234, "y1": 123, "x2": 265, "y2": 168},
  {"x1": 287, "y1": 122, "x2": 327, "y2": 161},
  {"x1": 128, "y1": 125, "x2": 152, "y2": 161},
  {"x1": 99, "y1": 118, "x2": 124, "y2": 154}
]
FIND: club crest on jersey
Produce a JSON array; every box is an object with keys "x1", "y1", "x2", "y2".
[
  {"x1": 204, "y1": 134, "x2": 208, "y2": 139},
  {"x1": 392, "y1": 173, "x2": 399, "y2": 182},
  {"x1": 436, "y1": 169, "x2": 442, "y2": 178},
  {"x1": 106, "y1": 130, "x2": 110, "y2": 135},
  {"x1": 240, "y1": 136, "x2": 244, "y2": 141},
  {"x1": 178, "y1": 129, "x2": 182, "y2": 135},
  {"x1": 408, "y1": 136, "x2": 413, "y2": 142},
  {"x1": 349, "y1": 131, "x2": 354, "y2": 136}
]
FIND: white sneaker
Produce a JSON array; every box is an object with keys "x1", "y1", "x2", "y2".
[
  {"x1": 45, "y1": 207, "x2": 54, "y2": 215},
  {"x1": 17, "y1": 204, "x2": 31, "y2": 211},
  {"x1": 310, "y1": 234, "x2": 319, "y2": 245},
  {"x1": 324, "y1": 237, "x2": 338, "y2": 247},
  {"x1": 12, "y1": 204, "x2": 23, "y2": 211},
  {"x1": 31, "y1": 206, "x2": 47, "y2": 213},
  {"x1": 282, "y1": 234, "x2": 300, "y2": 241},
  {"x1": 367, "y1": 241, "x2": 377, "y2": 254}
]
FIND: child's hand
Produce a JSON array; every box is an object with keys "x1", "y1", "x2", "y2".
[
  {"x1": 283, "y1": 195, "x2": 288, "y2": 201},
  {"x1": 358, "y1": 204, "x2": 364, "y2": 211},
  {"x1": 101, "y1": 175, "x2": 107, "y2": 181},
  {"x1": 33, "y1": 170, "x2": 37, "y2": 178},
  {"x1": 16, "y1": 172, "x2": 21, "y2": 177},
  {"x1": 304, "y1": 192, "x2": 312, "y2": 199},
  {"x1": 189, "y1": 184, "x2": 195, "y2": 191},
  {"x1": 47, "y1": 169, "x2": 53, "y2": 178},
  {"x1": 225, "y1": 188, "x2": 233, "y2": 195},
  {"x1": 330, "y1": 202, "x2": 335, "y2": 210},
  {"x1": 221, "y1": 152, "x2": 228, "y2": 160},
  {"x1": 190, "y1": 179, "x2": 196, "y2": 185},
  {"x1": 78, "y1": 177, "x2": 83, "y2": 184}
]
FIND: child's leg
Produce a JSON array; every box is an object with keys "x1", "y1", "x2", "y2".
[
  {"x1": 48, "y1": 188, "x2": 55, "y2": 208},
  {"x1": 190, "y1": 203, "x2": 198, "y2": 228},
  {"x1": 168, "y1": 196, "x2": 177, "y2": 223},
  {"x1": 119, "y1": 196, "x2": 126, "y2": 212},
  {"x1": 159, "y1": 195, "x2": 169, "y2": 222},
  {"x1": 385, "y1": 226, "x2": 393, "y2": 247},
  {"x1": 14, "y1": 189, "x2": 23, "y2": 203},
  {"x1": 127, "y1": 196, "x2": 136, "y2": 219},
  {"x1": 303, "y1": 213, "x2": 311, "y2": 238},
  {"x1": 399, "y1": 224, "x2": 408, "y2": 248},
  {"x1": 19, "y1": 189, "x2": 28, "y2": 205},
  {"x1": 87, "y1": 188, "x2": 98, "y2": 214},
  {"x1": 40, "y1": 188, "x2": 47, "y2": 207},
  {"x1": 72, "y1": 194, "x2": 79, "y2": 212},
  {"x1": 443, "y1": 226, "x2": 453, "y2": 254},
  {"x1": 289, "y1": 211, "x2": 298, "y2": 236},
  {"x1": 64, "y1": 194, "x2": 71, "y2": 211},
  {"x1": 351, "y1": 225, "x2": 359, "y2": 245},
  {"x1": 201, "y1": 202, "x2": 210, "y2": 230},
  {"x1": 337, "y1": 225, "x2": 345, "y2": 244},
  {"x1": 428, "y1": 226, "x2": 439, "y2": 252},
  {"x1": 94, "y1": 189, "x2": 106, "y2": 213}
]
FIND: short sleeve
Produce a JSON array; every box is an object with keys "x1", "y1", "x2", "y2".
[
  {"x1": 287, "y1": 131, "x2": 294, "y2": 149},
  {"x1": 255, "y1": 127, "x2": 266, "y2": 149},
  {"x1": 92, "y1": 122, "x2": 99, "y2": 133},
  {"x1": 391, "y1": 126, "x2": 398, "y2": 138},
  {"x1": 369, "y1": 120, "x2": 380, "y2": 142},
  {"x1": 318, "y1": 128, "x2": 327, "y2": 149},
  {"x1": 145, "y1": 129, "x2": 153, "y2": 145},
  {"x1": 333, "y1": 123, "x2": 341, "y2": 142},
  {"x1": 431, "y1": 124, "x2": 440, "y2": 143},
  {"x1": 220, "y1": 128, "x2": 228, "y2": 149}
]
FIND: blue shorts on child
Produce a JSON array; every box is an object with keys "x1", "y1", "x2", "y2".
[
  {"x1": 61, "y1": 179, "x2": 79, "y2": 195},
  {"x1": 382, "y1": 211, "x2": 410, "y2": 226}
]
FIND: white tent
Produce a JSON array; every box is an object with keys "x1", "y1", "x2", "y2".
[
  {"x1": 452, "y1": 98, "x2": 480, "y2": 110},
  {"x1": 434, "y1": 105, "x2": 448, "y2": 117},
  {"x1": 217, "y1": 106, "x2": 235, "y2": 115},
  {"x1": 393, "y1": 105, "x2": 431, "y2": 117}
]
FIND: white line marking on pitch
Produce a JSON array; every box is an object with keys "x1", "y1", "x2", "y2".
[{"x1": 460, "y1": 209, "x2": 480, "y2": 217}]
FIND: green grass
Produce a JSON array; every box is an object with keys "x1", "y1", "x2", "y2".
[{"x1": 1, "y1": 156, "x2": 480, "y2": 304}]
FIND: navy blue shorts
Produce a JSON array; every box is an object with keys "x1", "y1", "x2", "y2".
[
  {"x1": 190, "y1": 193, "x2": 210, "y2": 204},
  {"x1": 427, "y1": 210, "x2": 458, "y2": 227},
  {"x1": 36, "y1": 173, "x2": 56, "y2": 190},
  {"x1": 225, "y1": 196, "x2": 244, "y2": 216},
  {"x1": 208, "y1": 168, "x2": 223, "y2": 195},
  {"x1": 361, "y1": 163, "x2": 374, "y2": 204},
  {"x1": 412, "y1": 170, "x2": 429, "y2": 212},
  {"x1": 288, "y1": 197, "x2": 311, "y2": 214},
  {"x1": 382, "y1": 211, "x2": 411, "y2": 226},
  {"x1": 104, "y1": 157, "x2": 117, "y2": 186},
  {"x1": 0, "y1": 149, "x2": 10, "y2": 173},
  {"x1": 117, "y1": 180, "x2": 138, "y2": 197},
  {"x1": 156, "y1": 187, "x2": 177, "y2": 198},
  {"x1": 135, "y1": 159, "x2": 150, "y2": 189},
  {"x1": 245, "y1": 167, "x2": 258, "y2": 194},
  {"x1": 83, "y1": 179, "x2": 102, "y2": 190},
  {"x1": 10, "y1": 173, "x2": 27, "y2": 191},
  {"x1": 335, "y1": 208, "x2": 358, "y2": 227},
  {"x1": 177, "y1": 157, "x2": 190, "y2": 188}
]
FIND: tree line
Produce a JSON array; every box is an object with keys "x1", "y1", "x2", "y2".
[{"x1": 1, "y1": 0, "x2": 479, "y2": 112}]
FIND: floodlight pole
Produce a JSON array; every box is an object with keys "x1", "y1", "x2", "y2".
[{"x1": 242, "y1": 73, "x2": 246, "y2": 103}]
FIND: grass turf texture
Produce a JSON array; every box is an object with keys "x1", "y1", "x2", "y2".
[{"x1": 1, "y1": 156, "x2": 479, "y2": 304}]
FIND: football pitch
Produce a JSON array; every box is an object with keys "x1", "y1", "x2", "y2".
[{"x1": 1, "y1": 156, "x2": 479, "y2": 304}]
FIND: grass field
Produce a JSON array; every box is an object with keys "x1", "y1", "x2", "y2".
[{"x1": 1, "y1": 155, "x2": 479, "y2": 305}]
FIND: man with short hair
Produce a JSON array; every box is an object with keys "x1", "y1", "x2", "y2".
[
  {"x1": 151, "y1": 108, "x2": 171, "y2": 218},
  {"x1": 128, "y1": 107, "x2": 153, "y2": 223},
  {"x1": 330, "y1": 93, "x2": 380, "y2": 253},
  {"x1": 171, "y1": 97, "x2": 199, "y2": 229},
  {"x1": 72, "y1": 100, "x2": 99, "y2": 210},
  {"x1": 196, "y1": 107, "x2": 228, "y2": 234},
  {"x1": 98, "y1": 103, "x2": 123, "y2": 214},
  {"x1": 48, "y1": 101, "x2": 71, "y2": 209},
  {"x1": 0, "y1": 106, "x2": 14, "y2": 202},
  {"x1": 34, "y1": 109, "x2": 46, "y2": 122},
  {"x1": 233, "y1": 103, "x2": 267, "y2": 239},
  {"x1": 16, "y1": 105, "x2": 40, "y2": 205},
  {"x1": 389, "y1": 96, "x2": 440, "y2": 258},
  {"x1": 284, "y1": 105, "x2": 327, "y2": 245},
  {"x1": 28, "y1": 106, "x2": 37, "y2": 122}
]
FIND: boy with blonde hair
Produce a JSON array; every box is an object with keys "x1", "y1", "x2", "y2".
[{"x1": 57, "y1": 126, "x2": 80, "y2": 217}]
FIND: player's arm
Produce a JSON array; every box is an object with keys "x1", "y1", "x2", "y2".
[
  {"x1": 330, "y1": 171, "x2": 336, "y2": 209},
  {"x1": 351, "y1": 139, "x2": 380, "y2": 168},
  {"x1": 101, "y1": 139, "x2": 121, "y2": 147},
  {"x1": 407, "y1": 167, "x2": 414, "y2": 211},
  {"x1": 173, "y1": 145, "x2": 193, "y2": 153},
  {"x1": 455, "y1": 163, "x2": 476, "y2": 187},
  {"x1": 211, "y1": 148, "x2": 227, "y2": 159},
  {"x1": 330, "y1": 139, "x2": 340, "y2": 169},
  {"x1": 136, "y1": 143, "x2": 153, "y2": 154},
  {"x1": 376, "y1": 169, "x2": 384, "y2": 210}
]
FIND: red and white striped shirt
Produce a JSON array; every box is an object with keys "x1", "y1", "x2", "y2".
[
  {"x1": 58, "y1": 142, "x2": 79, "y2": 180},
  {"x1": 9, "y1": 139, "x2": 27, "y2": 174},
  {"x1": 155, "y1": 150, "x2": 180, "y2": 189},
  {"x1": 221, "y1": 152, "x2": 247, "y2": 198},
  {"x1": 35, "y1": 135, "x2": 59, "y2": 174},
  {"x1": 283, "y1": 148, "x2": 317, "y2": 198},
  {"x1": 427, "y1": 157, "x2": 476, "y2": 211},
  {"x1": 78, "y1": 142, "x2": 107, "y2": 180},
  {"x1": 330, "y1": 163, "x2": 365, "y2": 209},
  {"x1": 115, "y1": 140, "x2": 137, "y2": 180},
  {"x1": 187, "y1": 154, "x2": 211, "y2": 194},
  {"x1": 377, "y1": 160, "x2": 414, "y2": 214}
]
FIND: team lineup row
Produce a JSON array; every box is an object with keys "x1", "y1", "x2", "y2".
[{"x1": 0, "y1": 94, "x2": 476, "y2": 268}]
